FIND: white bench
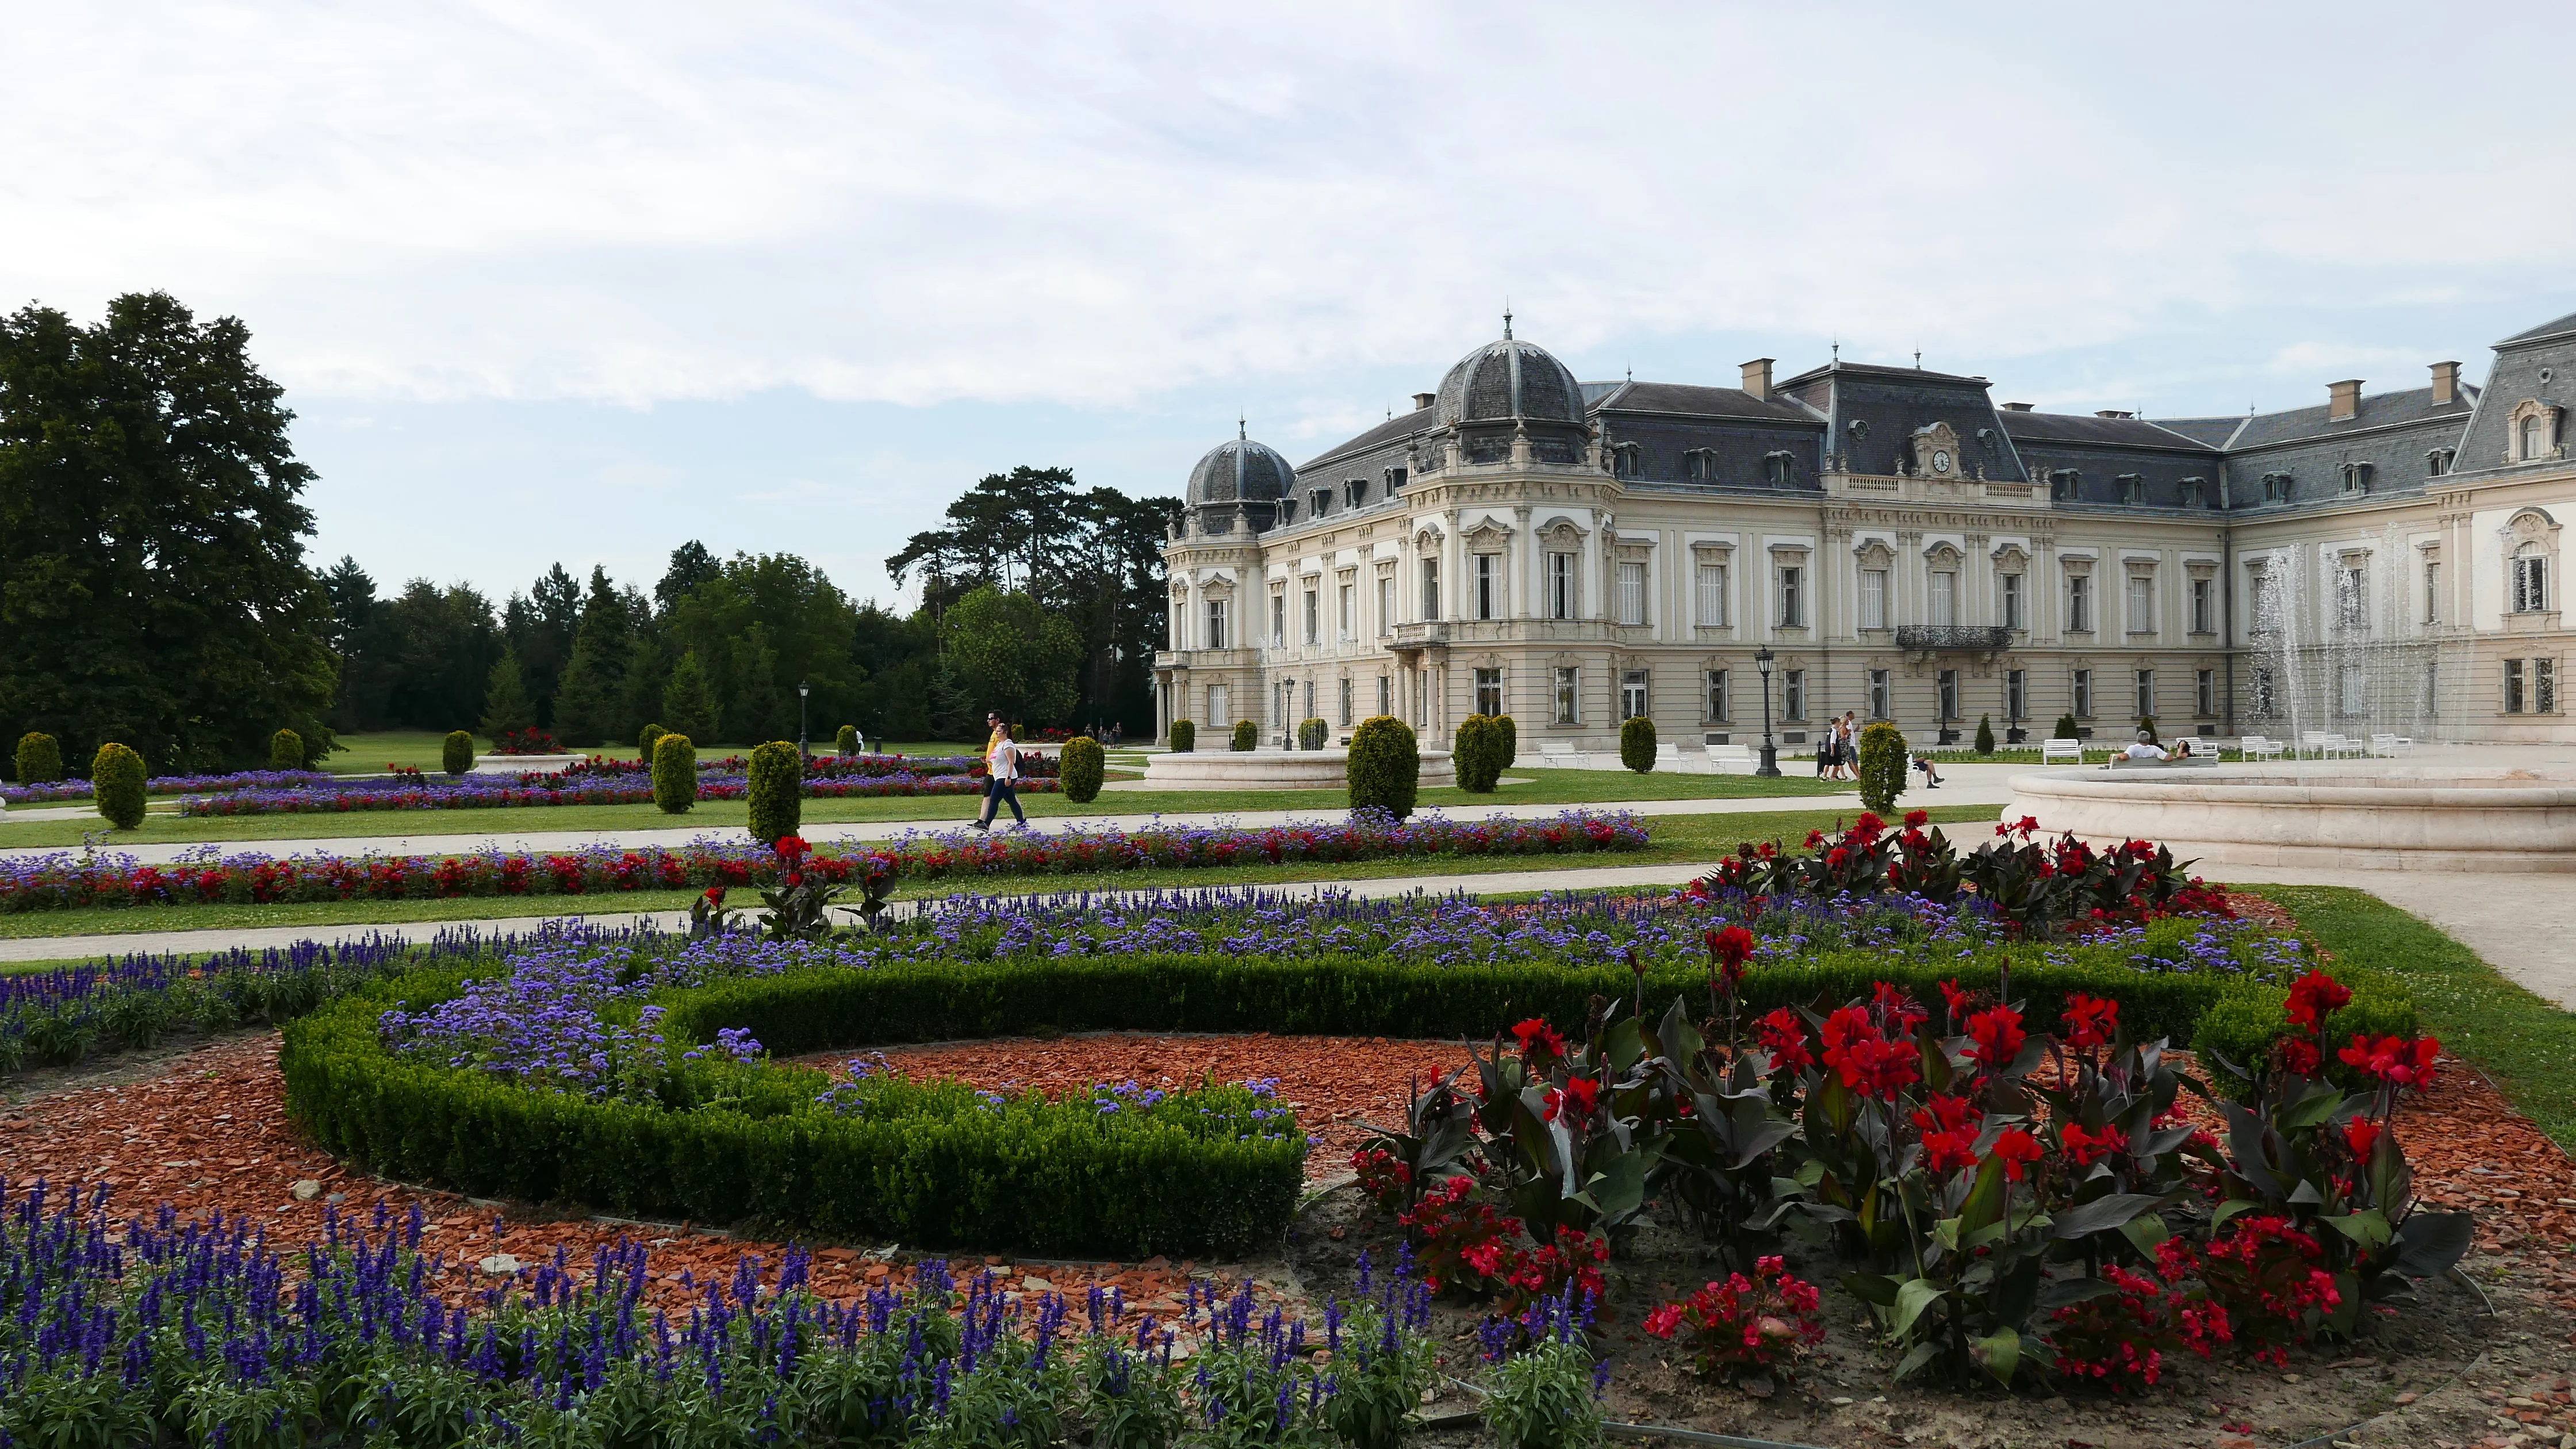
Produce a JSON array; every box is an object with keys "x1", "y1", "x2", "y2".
[
  {"x1": 2238, "y1": 735, "x2": 2287, "y2": 761},
  {"x1": 2040, "y1": 737, "x2": 2084, "y2": 764},
  {"x1": 2369, "y1": 733, "x2": 2414, "y2": 757},
  {"x1": 1705, "y1": 743, "x2": 1755, "y2": 773}
]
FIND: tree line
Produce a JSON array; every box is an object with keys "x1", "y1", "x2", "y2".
[{"x1": 0, "y1": 292, "x2": 1178, "y2": 772}]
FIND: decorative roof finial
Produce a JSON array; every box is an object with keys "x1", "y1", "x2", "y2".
[
  {"x1": 1831, "y1": 339, "x2": 1841, "y2": 363},
  {"x1": 1238, "y1": 415, "x2": 1246, "y2": 441},
  {"x1": 1502, "y1": 303, "x2": 1513, "y2": 340},
  {"x1": 1914, "y1": 348, "x2": 1923, "y2": 369}
]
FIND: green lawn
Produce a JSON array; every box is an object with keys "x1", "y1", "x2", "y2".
[
  {"x1": 2234, "y1": 884, "x2": 2576, "y2": 1152},
  {"x1": 0, "y1": 803, "x2": 1986, "y2": 954},
  {"x1": 0, "y1": 769, "x2": 1850, "y2": 849},
  {"x1": 317, "y1": 731, "x2": 986, "y2": 774}
]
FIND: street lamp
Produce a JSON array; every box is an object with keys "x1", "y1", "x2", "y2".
[
  {"x1": 797, "y1": 680, "x2": 811, "y2": 760},
  {"x1": 1753, "y1": 647, "x2": 1780, "y2": 777}
]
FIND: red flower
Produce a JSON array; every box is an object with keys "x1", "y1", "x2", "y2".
[
  {"x1": 2337, "y1": 1034, "x2": 2441, "y2": 1090},
  {"x1": 1755, "y1": 1007, "x2": 1814, "y2": 1073},
  {"x1": 2283, "y1": 972, "x2": 2352, "y2": 1032},
  {"x1": 1544, "y1": 1076, "x2": 1601, "y2": 1122},
  {"x1": 2061, "y1": 1121, "x2": 2129, "y2": 1167},
  {"x1": 1909, "y1": 1092, "x2": 1981, "y2": 1133},
  {"x1": 774, "y1": 835, "x2": 812, "y2": 860},
  {"x1": 1937, "y1": 978, "x2": 1973, "y2": 1021},
  {"x1": 2062, "y1": 994, "x2": 2120, "y2": 1051},
  {"x1": 1992, "y1": 1128, "x2": 2044, "y2": 1180},
  {"x1": 2342, "y1": 1117, "x2": 2383, "y2": 1159},
  {"x1": 1511, "y1": 1018, "x2": 1566, "y2": 1064},
  {"x1": 703, "y1": 885, "x2": 727, "y2": 907},
  {"x1": 1872, "y1": 981, "x2": 1929, "y2": 1033},
  {"x1": 1922, "y1": 1126, "x2": 1980, "y2": 1175},
  {"x1": 1705, "y1": 925, "x2": 1755, "y2": 993},
  {"x1": 1903, "y1": 809, "x2": 1930, "y2": 828},
  {"x1": 1964, "y1": 1004, "x2": 2027, "y2": 1071},
  {"x1": 2275, "y1": 1037, "x2": 2322, "y2": 1077}
]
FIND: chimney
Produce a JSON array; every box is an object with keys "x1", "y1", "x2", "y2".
[
  {"x1": 2328, "y1": 379, "x2": 2363, "y2": 421},
  {"x1": 1740, "y1": 358, "x2": 1774, "y2": 401},
  {"x1": 2000, "y1": 402, "x2": 2034, "y2": 412},
  {"x1": 2430, "y1": 361, "x2": 2461, "y2": 406},
  {"x1": 1411, "y1": 392, "x2": 1436, "y2": 412}
]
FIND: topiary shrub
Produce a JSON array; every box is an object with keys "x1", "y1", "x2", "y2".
[
  {"x1": 2137, "y1": 716, "x2": 2159, "y2": 745},
  {"x1": 639, "y1": 723, "x2": 667, "y2": 759},
  {"x1": 1975, "y1": 714, "x2": 1995, "y2": 755},
  {"x1": 1347, "y1": 715, "x2": 1420, "y2": 819},
  {"x1": 1061, "y1": 736, "x2": 1105, "y2": 803},
  {"x1": 1170, "y1": 719, "x2": 1195, "y2": 753},
  {"x1": 14, "y1": 731, "x2": 62, "y2": 784},
  {"x1": 747, "y1": 741, "x2": 801, "y2": 845},
  {"x1": 2054, "y1": 713, "x2": 2080, "y2": 740},
  {"x1": 1619, "y1": 715, "x2": 1656, "y2": 774},
  {"x1": 1453, "y1": 714, "x2": 1501, "y2": 793},
  {"x1": 440, "y1": 730, "x2": 474, "y2": 777},
  {"x1": 269, "y1": 729, "x2": 304, "y2": 770},
  {"x1": 1230, "y1": 720, "x2": 1258, "y2": 752},
  {"x1": 1493, "y1": 714, "x2": 1517, "y2": 773},
  {"x1": 1299, "y1": 717, "x2": 1328, "y2": 751},
  {"x1": 1858, "y1": 722, "x2": 1908, "y2": 814},
  {"x1": 835, "y1": 724, "x2": 858, "y2": 756},
  {"x1": 91, "y1": 743, "x2": 145, "y2": 829},
  {"x1": 652, "y1": 732, "x2": 697, "y2": 815}
]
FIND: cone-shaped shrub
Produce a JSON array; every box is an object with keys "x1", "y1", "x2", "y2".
[
  {"x1": 91, "y1": 743, "x2": 145, "y2": 829},
  {"x1": 747, "y1": 740, "x2": 802, "y2": 845},
  {"x1": 441, "y1": 730, "x2": 474, "y2": 776},
  {"x1": 652, "y1": 732, "x2": 696, "y2": 814},
  {"x1": 1620, "y1": 715, "x2": 1657, "y2": 773},
  {"x1": 1975, "y1": 714, "x2": 1995, "y2": 755},
  {"x1": 1493, "y1": 714, "x2": 1517, "y2": 773},
  {"x1": 1347, "y1": 715, "x2": 1419, "y2": 819},
  {"x1": 2054, "y1": 713, "x2": 2080, "y2": 740},
  {"x1": 1859, "y1": 721, "x2": 1908, "y2": 814},
  {"x1": 1298, "y1": 718, "x2": 1328, "y2": 750},
  {"x1": 1454, "y1": 714, "x2": 1502, "y2": 793},
  {"x1": 835, "y1": 724, "x2": 858, "y2": 756},
  {"x1": 639, "y1": 723, "x2": 667, "y2": 759},
  {"x1": 1230, "y1": 720, "x2": 1257, "y2": 752},
  {"x1": 14, "y1": 731, "x2": 62, "y2": 784},
  {"x1": 1061, "y1": 735, "x2": 1105, "y2": 803},
  {"x1": 1169, "y1": 719, "x2": 1195, "y2": 753},
  {"x1": 2138, "y1": 716, "x2": 2159, "y2": 745},
  {"x1": 269, "y1": 729, "x2": 303, "y2": 770}
]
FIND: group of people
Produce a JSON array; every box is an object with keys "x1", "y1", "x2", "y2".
[{"x1": 1810, "y1": 712, "x2": 1946, "y2": 788}]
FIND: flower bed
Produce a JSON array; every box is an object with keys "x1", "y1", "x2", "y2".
[
  {"x1": 173, "y1": 768, "x2": 1050, "y2": 815},
  {"x1": 1, "y1": 768, "x2": 337, "y2": 804},
  {"x1": 0, "y1": 809, "x2": 1649, "y2": 915}
]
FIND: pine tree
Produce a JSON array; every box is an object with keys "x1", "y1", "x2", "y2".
[
  {"x1": 661, "y1": 651, "x2": 720, "y2": 743},
  {"x1": 478, "y1": 651, "x2": 536, "y2": 738},
  {"x1": 548, "y1": 630, "x2": 620, "y2": 747},
  {"x1": 725, "y1": 624, "x2": 785, "y2": 744},
  {"x1": 616, "y1": 633, "x2": 667, "y2": 746}
]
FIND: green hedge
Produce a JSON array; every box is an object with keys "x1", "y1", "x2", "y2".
[
  {"x1": 1493, "y1": 714, "x2": 1517, "y2": 773},
  {"x1": 1858, "y1": 721, "x2": 1907, "y2": 813},
  {"x1": 91, "y1": 743, "x2": 145, "y2": 829},
  {"x1": 1620, "y1": 715, "x2": 1655, "y2": 773},
  {"x1": 440, "y1": 729, "x2": 474, "y2": 776},
  {"x1": 14, "y1": 731, "x2": 62, "y2": 784},
  {"x1": 1169, "y1": 719, "x2": 1195, "y2": 753},
  {"x1": 639, "y1": 722, "x2": 668, "y2": 759},
  {"x1": 1347, "y1": 715, "x2": 1417, "y2": 818},
  {"x1": 652, "y1": 732, "x2": 697, "y2": 814},
  {"x1": 1298, "y1": 718, "x2": 1328, "y2": 751},
  {"x1": 1060, "y1": 735, "x2": 1105, "y2": 803},
  {"x1": 747, "y1": 740, "x2": 801, "y2": 844},
  {"x1": 1454, "y1": 714, "x2": 1502, "y2": 792},
  {"x1": 270, "y1": 729, "x2": 304, "y2": 770},
  {"x1": 1230, "y1": 720, "x2": 1258, "y2": 752},
  {"x1": 835, "y1": 723, "x2": 858, "y2": 756}
]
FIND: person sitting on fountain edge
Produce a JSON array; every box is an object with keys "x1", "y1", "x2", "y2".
[{"x1": 2122, "y1": 730, "x2": 2171, "y2": 762}]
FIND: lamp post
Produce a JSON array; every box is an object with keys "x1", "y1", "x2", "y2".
[
  {"x1": 1754, "y1": 646, "x2": 1780, "y2": 777},
  {"x1": 797, "y1": 680, "x2": 811, "y2": 760}
]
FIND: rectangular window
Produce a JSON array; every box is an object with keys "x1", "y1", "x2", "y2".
[
  {"x1": 1868, "y1": 668, "x2": 1889, "y2": 719},
  {"x1": 2196, "y1": 668, "x2": 2217, "y2": 716},
  {"x1": 2424, "y1": 660, "x2": 2438, "y2": 718},
  {"x1": 1938, "y1": 669, "x2": 1960, "y2": 721},
  {"x1": 2424, "y1": 561, "x2": 2440, "y2": 624},
  {"x1": 2001, "y1": 573, "x2": 2023, "y2": 630},
  {"x1": 2506, "y1": 659, "x2": 2527, "y2": 714},
  {"x1": 1784, "y1": 669, "x2": 1806, "y2": 720},
  {"x1": 2337, "y1": 566, "x2": 2367, "y2": 630},
  {"x1": 2542, "y1": 659, "x2": 2559, "y2": 714},
  {"x1": 1302, "y1": 588, "x2": 1319, "y2": 646},
  {"x1": 1378, "y1": 576, "x2": 1394, "y2": 637},
  {"x1": 2072, "y1": 668, "x2": 2094, "y2": 718},
  {"x1": 1377, "y1": 675, "x2": 1392, "y2": 717},
  {"x1": 1420, "y1": 559, "x2": 1440, "y2": 620},
  {"x1": 1208, "y1": 684, "x2": 1228, "y2": 725},
  {"x1": 1695, "y1": 562, "x2": 1730, "y2": 626},
  {"x1": 2514, "y1": 555, "x2": 2548, "y2": 614},
  {"x1": 1705, "y1": 669, "x2": 1730, "y2": 721},
  {"x1": 1474, "y1": 668, "x2": 1502, "y2": 718},
  {"x1": 2068, "y1": 574, "x2": 2092, "y2": 632},
  {"x1": 1270, "y1": 593, "x2": 1286, "y2": 648},
  {"x1": 1930, "y1": 571, "x2": 1957, "y2": 627},
  {"x1": 1860, "y1": 569, "x2": 1888, "y2": 630},
  {"x1": 2126, "y1": 575, "x2": 2152, "y2": 634},
  {"x1": 1616, "y1": 561, "x2": 1647, "y2": 626},
  {"x1": 1206, "y1": 599, "x2": 1228, "y2": 650},
  {"x1": 1548, "y1": 553, "x2": 1575, "y2": 620},
  {"x1": 1778, "y1": 566, "x2": 1804, "y2": 627},
  {"x1": 1304, "y1": 678, "x2": 1315, "y2": 720},
  {"x1": 2191, "y1": 577, "x2": 2214, "y2": 635},
  {"x1": 1619, "y1": 670, "x2": 1649, "y2": 722},
  {"x1": 1414, "y1": 671, "x2": 1428, "y2": 726},
  {"x1": 1339, "y1": 677, "x2": 1354, "y2": 727},
  {"x1": 2339, "y1": 665, "x2": 2366, "y2": 715},
  {"x1": 1475, "y1": 555, "x2": 1498, "y2": 621},
  {"x1": 1339, "y1": 582, "x2": 1355, "y2": 641},
  {"x1": 2134, "y1": 668, "x2": 2155, "y2": 719},
  {"x1": 2006, "y1": 669, "x2": 2027, "y2": 721},
  {"x1": 2249, "y1": 573, "x2": 2277, "y2": 635},
  {"x1": 1554, "y1": 667, "x2": 1580, "y2": 725}
]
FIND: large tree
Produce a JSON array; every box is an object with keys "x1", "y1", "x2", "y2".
[
  {"x1": 943, "y1": 585, "x2": 1082, "y2": 726},
  {"x1": 663, "y1": 551, "x2": 863, "y2": 744},
  {"x1": 0, "y1": 292, "x2": 338, "y2": 772}
]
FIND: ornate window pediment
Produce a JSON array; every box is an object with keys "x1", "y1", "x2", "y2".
[
  {"x1": 1537, "y1": 519, "x2": 1587, "y2": 549},
  {"x1": 1853, "y1": 538, "x2": 1896, "y2": 570},
  {"x1": 2510, "y1": 399, "x2": 2566, "y2": 463},
  {"x1": 1463, "y1": 521, "x2": 1513, "y2": 551},
  {"x1": 1923, "y1": 541, "x2": 1963, "y2": 568}
]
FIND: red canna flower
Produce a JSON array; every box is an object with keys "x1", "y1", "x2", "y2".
[
  {"x1": 1922, "y1": 1126, "x2": 1980, "y2": 1174},
  {"x1": 2061, "y1": 1121, "x2": 2129, "y2": 1167},
  {"x1": 2062, "y1": 994, "x2": 2120, "y2": 1051},
  {"x1": 2275, "y1": 1036, "x2": 2322, "y2": 1076},
  {"x1": 2283, "y1": 971, "x2": 2352, "y2": 1032},
  {"x1": 1512, "y1": 1017, "x2": 1567, "y2": 1064},
  {"x1": 1992, "y1": 1127, "x2": 2044, "y2": 1180},
  {"x1": 1755, "y1": 1007, "x2": 1814, "y2": 1073},
  {"x1": 1965, "y1": 1004, "x2": 2027, "y2": 1070},
  {"x1": 2342, "y1": 1117, "x2": 2382, "y2": 1160},
  {"x1": 1544, "y1": 1076, "x2": 1601, "y2": 1122},
  {"x1": 1903, "y1": 809, "x2": 1930, "y2": 828}
]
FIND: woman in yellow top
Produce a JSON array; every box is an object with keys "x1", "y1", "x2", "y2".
[{"x1": 968, "y1": 711, "x2": 1028, "y2": 831}]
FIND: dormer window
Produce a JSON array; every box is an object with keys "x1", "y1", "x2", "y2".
[
  {"x1": 1278, "y1": 498, "x2": 1297, "y2": 524},
  {"x1": 2117, "y1": 473, "x2": 2145, "y2": 504},
  {"x1": 2262, "y1": 472, "x2": 2293, "y2": 504},
  {"x1": 1762, "y1": 451, "x2": 1794, "y2": 485},
  {"x1": 1346, "y1": 478, "x2": 1367, "y2": 508},
  {"x1": 2339, "y1": 462, "x2": 2373, "y2": 495},
  {"x1": 2426, "y1": 448, "x2": 2455, "y2": 477},
  {"x1": 1310, "y1": 489, "x2": 1331, "y2": 518},
  {"x1": 2179, "y1": 477, "x2": 2206, "y2": 507},
  {"x1": 1684, "y1": 448, "x2": 1719, "y2": 481},
  {"x1": 1613, "y1": 443, "x2": 1643, "y2": 478},
  {"x1": 2049, "y1": 469, "x2": 2081, "y2": 501}
]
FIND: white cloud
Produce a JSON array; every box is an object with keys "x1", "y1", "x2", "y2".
[{"x1": 9, "y1": 1, "x2": 2576, "y2": 414}]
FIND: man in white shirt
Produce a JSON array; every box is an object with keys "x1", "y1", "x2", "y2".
[{"x1": 2121, "y1": 731, "x2": 2170, "y2": 762}]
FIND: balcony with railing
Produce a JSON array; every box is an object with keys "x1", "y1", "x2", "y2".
[{"x1": 1893, "y1": 625, "x2": 2015, "y2": 654}]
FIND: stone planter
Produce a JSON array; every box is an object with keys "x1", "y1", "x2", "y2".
[{"x1": 468, "y1": 754, "x2": 586, "y2": 775}]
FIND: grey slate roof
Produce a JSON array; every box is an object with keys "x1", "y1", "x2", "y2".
[
  {"x1": 1998, "y1": 412, "x2": 2218, "y2": 451},
  {"x1": 1774, "y1": 360, "x2": 1992, "y2": 390},
  {"x1": 1586, "y1": 381, "x2": 1818, "y2": 423},
  {"x1": 2224, "y1": 385, "x2": 2476, "y2": 453},
  {"x1": 1296, "y1": 410, "x2": 1437, "y2": 474},
  {"x1": 2498, "y1": 309, "x2": 2576, "y2": 346},
  {"x1": 2145, "y1": 416, "x2": 2248, "y2": 448}
]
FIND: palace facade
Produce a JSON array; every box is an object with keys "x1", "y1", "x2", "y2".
[{"x1": 1155, "y1": 308, "x2": 2576, "y2": 750}]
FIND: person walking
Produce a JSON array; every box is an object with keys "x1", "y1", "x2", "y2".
[{"x1": 968, "y1": 711, "x2": 1028, "y2": 831}]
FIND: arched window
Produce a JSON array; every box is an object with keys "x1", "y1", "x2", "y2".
[
  {"x1": 2523, "y1": 415, "x2": 2544, "y2": 461},
  {"x1": 1613, "y1": 443, "x2": 1643, "y2": 478},
  {"x1": 2514, "y1": 546, "x2": 2550, "y2": 614}
]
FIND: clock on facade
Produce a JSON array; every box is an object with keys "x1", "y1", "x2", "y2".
[{"x1": 1931, "y1": 449, "x2": 1952, "y2": 474}]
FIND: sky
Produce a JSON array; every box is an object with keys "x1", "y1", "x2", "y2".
[{"x1": 9, "y1": 1, "x2": 2576, "y2": 611}]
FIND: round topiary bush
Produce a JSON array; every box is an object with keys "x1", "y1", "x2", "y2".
[
  {"x1": 1493, "y1": 714, "x2": 1517, "y2": 773},
  {"x1": 1975, "y1": 714, "x2": 1995, "y2": 755},
  {"x1": 91, "y1": 743, "x2": 145, "y2": 829},
  {"x1": 1453, "y1": 714, "x2": 1501, "y2": 793},
  {"x1": 1169, "y1": 719, "x2": 1195, "y2": 753},
  {"x1": 1061, "y1": 735, "x2": 1105, "y2": 803},
  {"x1": 2054, "y1": 713, "x2": 2080, "y2": 740},
  {"x1": 441, "y1": 729, "x2": 474, "y2": 776},
  {"x1": 1347, "y1": 715, "x2": 1419, "y2": 819},
  {"x1": 746, "y1": 741, "x2": 801, "y2": 845},
  {"x1": 835, "y1": 724, "x2": 858, "y2": 756},
  {"x1": 1298, "y1": 718, "x2": 1328, "y2": 751},
  {"x1": 269, "y1": 729, "x2": 303, "y2": 770},
  {"x1": 14, "y1": 731, "x2": 62, "y2": 784},
  {"x1": 1619, "y1": 715, "x2": 1656, "y2": 774},
  {"x1": 1858, "y1": 722, "x2": 1908, "y2": 814},
  {"x1": 1230, "y1": 720, "x2": 1257, "y2": 752},
  {"x1": 652, "y1": 732, "x2": 697, "y2": 815},
  {"x1": 639, "y1": 722, "x2": 668, "y2": 759}
]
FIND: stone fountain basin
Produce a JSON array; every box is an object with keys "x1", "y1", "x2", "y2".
[
  {"x1": 1135, "y1": 748, "x2": 1457, "y2": 792},
  {"x1": 2005, "y1": 765, "x2": 2576, "y2": 873}
]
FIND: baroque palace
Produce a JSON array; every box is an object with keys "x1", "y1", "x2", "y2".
[{"x1": 1155, "y1": 308, "x2": 2576, "y2": 751}]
